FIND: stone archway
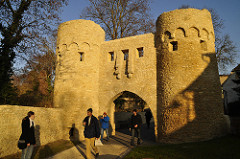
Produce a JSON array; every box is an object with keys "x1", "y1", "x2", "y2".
[{"x1": 107, "y1": 91, "x2": 155, "y2": 142}]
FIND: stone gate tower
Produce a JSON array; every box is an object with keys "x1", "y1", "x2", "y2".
[
  {"x1": 54, "y1": 8, "x2": 229, "y2": 143},
  {"x1": 54, "y1": 20, "x2": 105, "y2": 137},
  {"x1": 155, "y1": 9, "x2": 228, "y2": 143}
]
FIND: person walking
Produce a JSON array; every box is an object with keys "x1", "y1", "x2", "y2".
[
  {"x1": 145, "y1": 109, "x2": 153, "y2": 128},
  {"x1": 129, "y1": 109, "x2": 142, "y2": 146},
  {"x1": 100, "y1": 112, "x2": 110, "y2": 141},
  {"x1": 20, "y1": 111, "x2": 36, "y2": 159},
  {"x1": 83, "y1": 108, "x2": 100, "y2": 159}
]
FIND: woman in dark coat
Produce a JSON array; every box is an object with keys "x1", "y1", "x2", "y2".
[{"x1": 20, "y1": 111, "x2": 36, "y2": 159}]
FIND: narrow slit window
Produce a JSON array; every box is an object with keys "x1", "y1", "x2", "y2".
[
  {"x1": 200, "y1": 40, "x2": 207, "y2": 51},
  {"x1": 170, "y1": 41, "x2": 178, "y2": 51},
  {"x1": 79, "y1": 52, "x2": 84, "y2": 61},
  {"x1": 122, "y1": 50, "x2": 129, "y2": 61},
  {"x1": 137, "y1": 47, "x2": 144, "y2": 57},
  {"x1": 109, "y1": 52, "x2": 114, "y2": 61}
]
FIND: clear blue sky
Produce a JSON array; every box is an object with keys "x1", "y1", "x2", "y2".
[{"x1": 60, "y1": 0, "x2": 240, "y2": 74}]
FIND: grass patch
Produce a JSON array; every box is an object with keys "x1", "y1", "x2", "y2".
[
  {"x1": 124, "y1": 135, "x2": 240, "y2": 159},
  {"x1": 3, "y1": 139, "x2": 74, "y2": 159}
]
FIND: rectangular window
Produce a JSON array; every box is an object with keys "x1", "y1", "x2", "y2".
[
  {"x1": 137, "y1": 47, "x2": 144, "y2": 57},
  {"x1": 122, "y1": 49, "x2": 129, "y2": 75},
  {"x1": 122, "y1": 50, "x2": 129, "y2": 61},
  {"x1": 109, "y1": 52, "x2": 114, "y2": 61},
  {"x1": 79, "y1": 52, "x2": 84, "y2": 61},
  {"x1": 170, "y1": 41, "x2": 178, "y2": 51}
]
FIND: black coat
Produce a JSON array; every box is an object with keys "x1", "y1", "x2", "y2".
[
  {"x1": 145, "y1": 111, "x2": 153, "y2": 120},
  {"x1": 83, "y1": 115, "x2": 100, "y2": 138},
  {"x1": 130, "y1": 113, "x2": 142, "y2": 129},
  {"x1": 19, "y1": 116, "x2": 36, "y2": 145}
]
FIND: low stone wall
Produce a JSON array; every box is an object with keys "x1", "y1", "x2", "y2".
[{"x1": 0, "y1": 105, "x2": 64, "y2": 158}]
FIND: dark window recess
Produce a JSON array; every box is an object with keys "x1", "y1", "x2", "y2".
[
  {"x1": 170, "y1": 41, "x2": 178, "y2": 51},
  {"x1": 109, "y1": 52, "x2": 114, "y2": 61},
  {"x1": 79, "y1": 52, "x2": 84, "y2": 61},
  {"x1": 137, "y1": 47, "x2": 144, "y2": 57},
  {"x1": 164, "y1": 31, "x2": 172, "y2": 39},
  {"x1": 200, "y1": 40, "x2": 207, "y2": 51},
  {"x1": 122, "y1": 50, "x2": 129, "y2": 60}
]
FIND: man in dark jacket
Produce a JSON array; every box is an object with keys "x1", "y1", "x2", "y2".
[
  {"x1": 20, "y1": 111, "x2": 36, "y2": 159},
  {"x1": 129, "y1": 109, "x2": 142, "y2": 146},
  {"x1": 145, "y1": 109, "x2": 153, "y2": 128},
  {"x1": 83, "y1": 108, "x2": 100, "y2": 159}
]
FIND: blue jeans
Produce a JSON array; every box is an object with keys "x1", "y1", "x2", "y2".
[
  {"x1": 21, "y1": 145, "x2": 34, "y2": 159},
  {"x1": 100, "y1": 128, "x2": 109, "y2": 141}
]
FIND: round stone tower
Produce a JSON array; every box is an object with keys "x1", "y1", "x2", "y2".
[
  {"x1": 54, "y1": 20, "x2": 105, "y2": 140},
  {"x1": 155, "y1": 8, "x2": 228, "y2": 143}
]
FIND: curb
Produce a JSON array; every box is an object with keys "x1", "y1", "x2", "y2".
[{"x1": 117, "y1": 147, "x2": 133, "y2": 159}]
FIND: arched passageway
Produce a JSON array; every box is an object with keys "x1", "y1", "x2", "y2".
[{"x1": 113, "y1": 91, "x2": 155, "y2": 142}]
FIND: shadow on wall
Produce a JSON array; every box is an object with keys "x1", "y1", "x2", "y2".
[
  {"x1": 157, "y1": 52, "x2": 228, "y2": 143},
  {"x1": 32, "y1": 125, "x2": 41, "y2": 158},
  {"x1": 69, "y1": 123, "x2": 87, "y2": 158}
]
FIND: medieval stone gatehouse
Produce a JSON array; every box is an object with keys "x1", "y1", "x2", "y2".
[
  {"x1": 54, "y1": 8, "x2": 229, "y2": 143},
  {"x1": 0, "y1": 8, "x2": 230, "y2": 158}
]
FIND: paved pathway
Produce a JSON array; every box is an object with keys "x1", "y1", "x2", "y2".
[
  {"x1": 48, "y1": 123, "x2": 156, "y2": 159},
  {"x1": 47, "y1": 132, "x2": 134, "y2": 159}
]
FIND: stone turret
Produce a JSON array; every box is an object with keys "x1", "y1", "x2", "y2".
[
  {"x1": 155, "y1": 8, "x2": 228, "y2": 143},
  {"x1": 54, "y1": 20, "x2": 105, "y2": 139}
]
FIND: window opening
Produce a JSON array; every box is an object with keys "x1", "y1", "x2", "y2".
[
  {"x1": 122, "y1": 50, "x2": 129, "y2": 61},
  {"x1": 79, "y1": 52, "x2": 84, "y2": 61},
  {"x1": 109, "y1": 52, "x2": 114, "y2": 61},
  {"x1": 137, "y1": 47, "x2": 144, "y2": 57},
  {"x1": 170, "y1": 41, "x2": 178, "y2": 51},
  {"x1": 200, "y1": 40, "x2": 207, "y2": 51},
  {"x1": 122, "y1": 50, "x2": 129, "y2": 75}
]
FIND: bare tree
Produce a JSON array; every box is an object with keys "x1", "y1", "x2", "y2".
[
  {"x1": 207, "y1": 8, "x2": 224, "y2": 34},
  {"x1": 179, "y1": 5, "x2": 238, "y2": 72},
  {"x1": 216, "y1": 34, "x2": 237, "y2": 71},
  {"x1": 0, "y1": 0, "x2": 68, "y2": 104},
  {"x1": 80, "y1": 0, "x2": 155, "y2": 40}
]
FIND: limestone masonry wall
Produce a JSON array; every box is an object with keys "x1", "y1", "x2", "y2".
[
  {"x1": 53, "y1": 20, "x2": 105, "y2": 140},
  {"x1": 155, "y1": 9, "x2": 229, "y2": 143},
  {"x1": 0, "y1": 106, "x2": 63, "y2": 157},
  {"x1": 99, "y1": 33, "x2": 157, "y2": 137}
]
